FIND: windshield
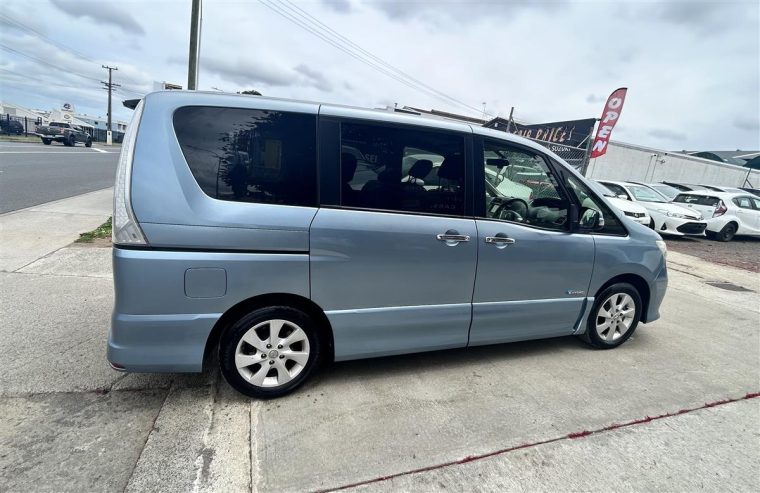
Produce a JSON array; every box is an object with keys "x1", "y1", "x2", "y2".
[
  {"x1": 628, "y1": 184, "x2": 667, "y2": 203},
  {"x1": 49, "y1": 122, "x2": 69, "y2": 128},
  {"x1": 588, "y1": 181, "x2": 616, "y2": 197},
  {"x1": 647, "y1": 184, "x2": 680, "y2": 200}
]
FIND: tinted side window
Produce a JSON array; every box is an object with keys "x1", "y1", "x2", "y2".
[
  {"x1": 174, "y1": 106, "x2": 317, "y2": 207},
  {"x1": 340, "y1": 122, "x2": 465, "y2": 216}
]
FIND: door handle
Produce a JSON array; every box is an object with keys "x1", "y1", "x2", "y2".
[
  {"x1": 485, "y1": 235, "x2": 516, "y2": 246},
  {"x1": 436, "y1": 234, "x2": 470, "y2": 242},
  {"x1": 437, "y1": 230, "x2": 470, "y2": 244}
]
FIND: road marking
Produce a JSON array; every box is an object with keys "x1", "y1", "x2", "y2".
[{"x1": 90, "y1": 147, "x2": 108, "y2": 153}]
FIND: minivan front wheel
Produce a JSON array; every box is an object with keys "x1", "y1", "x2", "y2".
[
  {"x1": 582, "y1": 283, "x2": 642, "y2": 349},
  {"x1": 219, "y1": 307, "x2": 320, "y2": 398}
]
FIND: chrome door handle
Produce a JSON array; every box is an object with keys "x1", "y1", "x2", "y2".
[
  {"x1": 485, "y1": 236, "x2": 516, "y2": 245},
  {"x1": 437, "y1": 233, "x2": 470, "y2": 242}
]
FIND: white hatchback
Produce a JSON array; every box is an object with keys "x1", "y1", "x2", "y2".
[
  {"x1": 672, "y1": 192, "x2": 760, "y2": 241},
  {"x1": 599, "y1": 180, "x2": 707, "y2": 236}
]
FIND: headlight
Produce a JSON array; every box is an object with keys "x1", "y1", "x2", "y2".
[
  {"x1": 656, "y1": 239, "x2": 667, "y2": 259},
  {"x1": 666, "y1": 212, "x2": 688, "y2": 219}
]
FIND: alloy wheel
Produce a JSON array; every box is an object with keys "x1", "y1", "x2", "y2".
[
  {"x1": 595, "y1": 293, "x2": 636, "y2": 342},
  {"x1": 234, "y1": 319, "x2": 310, "y2": 388}
]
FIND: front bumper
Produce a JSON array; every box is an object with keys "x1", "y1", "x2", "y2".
[
  {"x1": 658, "y1": 217, "x2": 707, "y2": 236},
  {"x1": 644, "y1": 263, "x2": 668, "y2": 323}
]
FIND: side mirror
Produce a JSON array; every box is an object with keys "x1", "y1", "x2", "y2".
[
  {"x1": 579, "y1": 208, "x2": 605, "y2": 231},
  {"x1": 617, "y1": 194, "x2": 629, "y2": 200}
]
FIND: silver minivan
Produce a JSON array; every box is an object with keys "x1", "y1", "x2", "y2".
[{"x1": 108, "y1": 91, "x2": 668, "y2": 398}]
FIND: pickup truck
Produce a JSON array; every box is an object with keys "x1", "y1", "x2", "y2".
[{"x1": 36, "y1": 122, "x2": 92, "y2": 147}]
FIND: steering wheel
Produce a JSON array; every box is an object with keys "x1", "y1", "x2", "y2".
[{"x1": 493, "y1": 198, "x2": 529, "y2": 223}]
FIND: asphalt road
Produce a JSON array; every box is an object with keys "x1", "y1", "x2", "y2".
[{"x1": 0, "y1": 141, "x2": 119, "y2": 214}]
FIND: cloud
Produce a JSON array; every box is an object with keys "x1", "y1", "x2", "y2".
[
  {"x1": 198, "y1": 57, "x2": 293, "y2": 87},
  {"x1": 733, "y1": 116, "x2": 759, "y2": 132},
  {"x1": 586, "y1": 94, "x2": 605, "y2": 104},
  {"x1": 50, "y1": 0, "x2": 145, "y2": 35},
  {"x1": 321, "y1": 0, "x2": 351, "y2": 13},
  {"x1": 370, "y1": 0, "x2": 564, "y2": 22},
  {"x1": 648, "y1": 128, "x2": 687, "y2": 142},
  {"x1": 294, "y1": 64, "x2": 332, "y2": 92}
]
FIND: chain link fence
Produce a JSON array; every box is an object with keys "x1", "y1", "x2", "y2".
[
  {"x1": 2, "y1": 114, "x2": 124, "y2": 143},
  {"x1": 1, "y1": 114, "x2": 42, "y2": 136}
]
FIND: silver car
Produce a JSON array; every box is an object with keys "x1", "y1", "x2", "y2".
[{"x1": 108, "y1": 91, "x2": 668, "y2": 398}]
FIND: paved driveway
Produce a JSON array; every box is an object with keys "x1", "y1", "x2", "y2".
[{"x1": 1, "y1": 242, "x2": 758, "y2": 491}]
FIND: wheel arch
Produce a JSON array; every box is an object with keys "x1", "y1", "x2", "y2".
[
  {"x1": 203, "y1": 293, "x2": 334, "y2": 369},
  {"x1": 595, "y1": 273, "x2": 651, "y2": 322}
]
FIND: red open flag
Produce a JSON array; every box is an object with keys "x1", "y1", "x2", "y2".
[{"x1": 590, "y1": 88, "x2": 627, "y2": 158}]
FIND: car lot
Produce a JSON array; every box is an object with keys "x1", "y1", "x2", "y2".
[
  {"x1": 0, "y1": 189, "x2": 758, "y2": 491},
  {"x1": 0, "y1": 141, "x2": 118, "y2": 213},
  {"x1": 665, "y1": 235, "x2": 760, "y2": 272}
]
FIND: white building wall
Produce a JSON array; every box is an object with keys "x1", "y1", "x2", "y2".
[{"x1": 586, "y1": 141, "x2": 760, "y2": 188}]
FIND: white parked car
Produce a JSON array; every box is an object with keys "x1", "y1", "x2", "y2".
[
  {"x1": 598, "y1": 180, "x2": 707, "y2": 236},
  {"x1": 590, "y1": 181, "x2": 650, "y2": 225},
  {"x1": 672, "y1": 191, "x2": 760, "y2": 241}
]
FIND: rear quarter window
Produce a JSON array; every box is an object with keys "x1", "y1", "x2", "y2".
[
  {"x1": 173, "y1": 106, "x2": 317, "y2": 207},
  {"x1": 673, "y1": 194, "x2": 719, "y2": 206}
]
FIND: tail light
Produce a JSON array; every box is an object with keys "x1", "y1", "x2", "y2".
[
  {"x1": 59, "y1": 128, "x2": 65, "y2": 134},
  {"x1": 713, "y1": 200, "x2": 727, "y2": 218},
  {"x1": 112, "y1": 100, "x2": 147, "y2": 245}
]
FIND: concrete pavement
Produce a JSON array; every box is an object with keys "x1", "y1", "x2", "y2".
[
  {"x1": 0, "y1": 187, "x2": 112, "y2": 272},
  {"x1": 0, "y1": 191, "x2": 758, "y2": 492}
]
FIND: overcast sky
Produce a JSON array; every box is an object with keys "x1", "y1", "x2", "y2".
[{"x1": 1, "y1": 0, "x2": 758, "y2": 150}]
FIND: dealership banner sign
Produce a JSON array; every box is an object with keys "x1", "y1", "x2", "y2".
[
  {"x1": 590, "y1": 87, "x2": 628, "y2": 158},
  {"x1": 510, "y1": 118, "x2": 596, "y2": 149}
]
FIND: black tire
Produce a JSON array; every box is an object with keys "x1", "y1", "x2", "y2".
[
  {"x1": 580, "y1": 283, "x2": 642, "y2": 349},
  {"x1": 85, "y1": 138, "x2": 92, "y2": 148},
  {"x1": 68, "y1": 135, "x2": 76, "y2": 147},
  {"x1": 42, "y1": 138, "x2": 52, "y2": 145},
  {"x1": 219, "y1": 306, "x2": 321, "y2": 399},
  {"x1": 716, "y1": 223, "x2": 736, "y2": 242}
]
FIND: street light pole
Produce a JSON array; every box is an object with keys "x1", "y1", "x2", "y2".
[
  {"x1": 187, "y1": 0, "x2": 202, "y2": 90},
  {"x1": 101, "y1": 65, "x2": 119, "y2": 145}
]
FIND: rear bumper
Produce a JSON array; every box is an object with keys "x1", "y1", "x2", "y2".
[{"x1": 107, "y1": 312, "x2": 220, "y2": 372}]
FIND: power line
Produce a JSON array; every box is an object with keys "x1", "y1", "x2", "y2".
[
  {"x1": 0, "y1": 43, "x2": 101, "y2": 82},
  {"x1": 258, "y1": 0, "x2": 488, "y2": 118},
  {"x1": 278, "y1": 0, "x2": 491, "y2": 117},
  {"x1": 0, "y1": 43, "x2": 145, "y2": 97},
  {"x1": 0, "y1": 12, "x2": 96, "y2": 62}
]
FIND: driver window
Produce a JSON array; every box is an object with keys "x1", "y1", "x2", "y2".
[
  {"x1": 567, "y1": 176, "x2": 626, "y2": 236},
  {"x1": 483, "y1": 140, "x2": 568, "y2": 231}
]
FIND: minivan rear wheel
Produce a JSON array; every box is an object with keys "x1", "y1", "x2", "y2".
[
  {"x1": 581, "y1": 283, "x2": 642, "y2": 349},
  {"x1": 219, "y1": 306, "x2": 320, "y2": 398}
]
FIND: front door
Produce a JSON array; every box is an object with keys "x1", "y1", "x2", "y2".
[
  {"x1": 311, "y1": 119, "x2": 477, "y2": 360},
  {"x1": 469, "y1": 139, "x2": 595, "y2": 346}
]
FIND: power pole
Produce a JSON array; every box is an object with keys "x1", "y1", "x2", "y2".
[
  {"x1": 187, "y1": 0, "x2": 202, "y2": 90},
  {"x1": 101, "y1": 65, "x2": 120, "y2": 145}
]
